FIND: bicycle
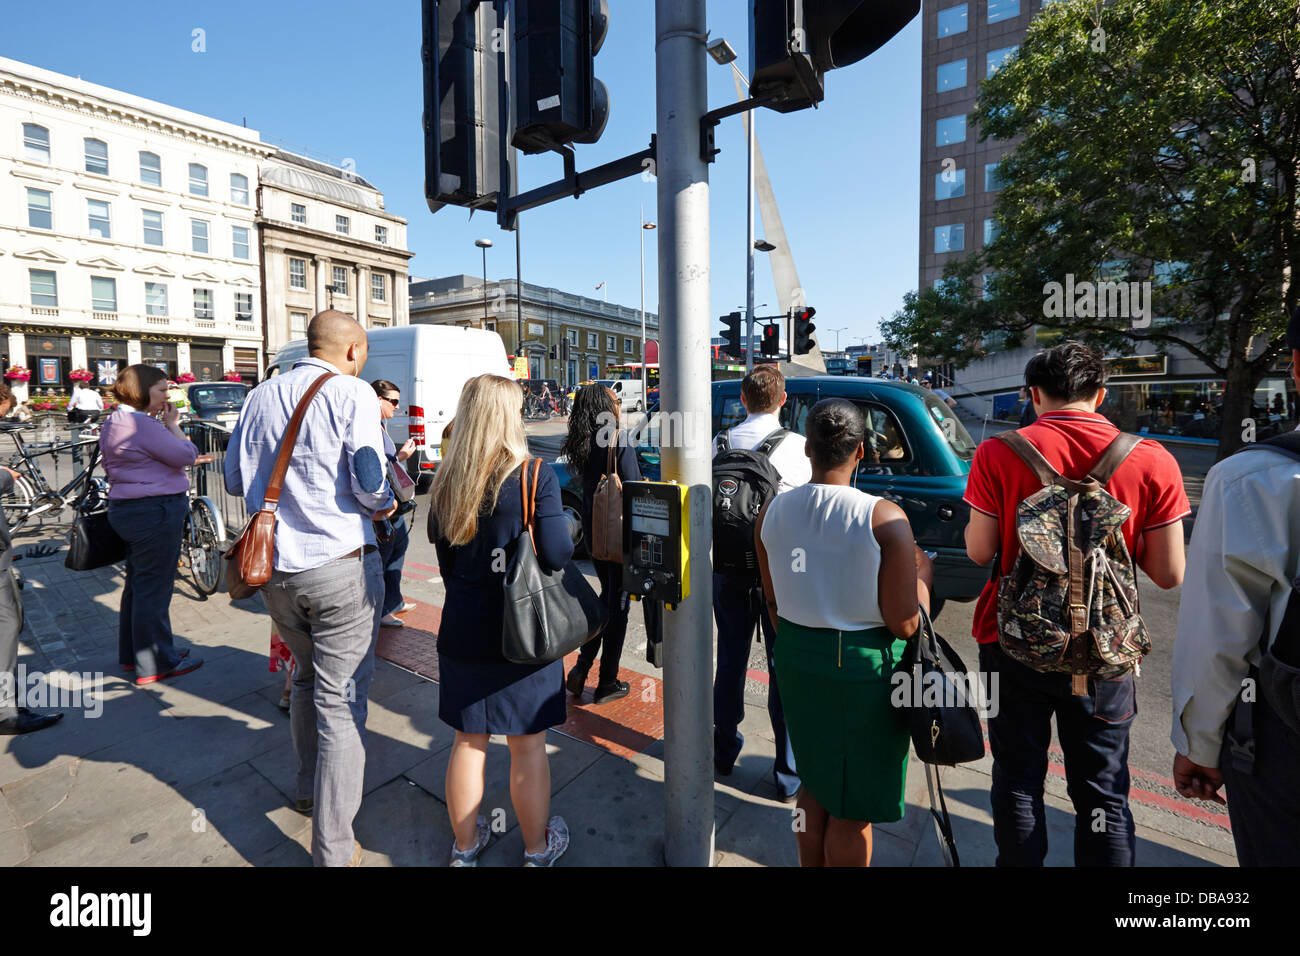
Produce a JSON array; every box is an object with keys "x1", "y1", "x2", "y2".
[
  {"x1": 181, "y1": 453, "x2": 226, "y2": 596},
  {"x1": 0, "y1": 422, "x2": 106, "y2": 533}
]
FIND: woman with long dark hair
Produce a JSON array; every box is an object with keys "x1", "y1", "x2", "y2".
[{"x1": 560, "y1": 384, "x2": 641, "y2": 704}]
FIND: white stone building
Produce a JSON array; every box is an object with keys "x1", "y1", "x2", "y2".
[{"x1": 0, "y1": 56, "x2": 270, "y2": 397}]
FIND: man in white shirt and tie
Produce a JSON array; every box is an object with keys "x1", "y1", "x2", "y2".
[{"x1": 711, "y1": 365, "x2": 811, "y2": 801}]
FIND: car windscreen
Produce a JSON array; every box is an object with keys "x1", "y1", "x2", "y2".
[
  {"x1": 190, "y1": 385, "x2": 247, "y2": 407},
  {"x1": 924, "y1": 392, "x2": 976, "y2": 459}
]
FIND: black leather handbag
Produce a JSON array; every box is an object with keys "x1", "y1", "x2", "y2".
[
  {"x1": 66, "y1": 509, "x2": 127, "y2": 571},
  {"x1": 502, "y1": 458, "x2": 608, "y2": 665}
]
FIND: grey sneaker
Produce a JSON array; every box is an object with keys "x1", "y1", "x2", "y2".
[
  {"x1": 523, "y1": 815, "x2": 570, "y2": 867},
  {"x1": 449, "y1": 815, "x2": 492, "y2": 867}
]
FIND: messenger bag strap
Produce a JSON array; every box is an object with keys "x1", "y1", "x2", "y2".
[
  {"x1": 1087, "y1": 432, "x2": 1142, "y2": 486},
  {"x1": 263, "y1": 372, "x2": 335, "y2": 509},
  {"x1": 607, "y1": 434, "x2": 617, "y2": 479},
  {"x1": 518, "y1": 457, "x2": 542, "y2": 549}
]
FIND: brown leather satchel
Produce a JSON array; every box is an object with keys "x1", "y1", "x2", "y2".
[
  {"x1": 590, "y1": 438, "x2": 624, "y2": 563},
  {"x1": 225, "y1": 372, "x2": 336, "y2": 599}
]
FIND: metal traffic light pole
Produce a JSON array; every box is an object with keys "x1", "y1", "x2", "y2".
[{"x1": 656, "y1": 0, "x2": 714, "y2": 868}]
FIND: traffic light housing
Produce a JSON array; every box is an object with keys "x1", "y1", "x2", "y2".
[
  {"x1": 792, "y1": 306, "x2": 817, "y2": 355},
  {"x1": 721, "y1": 311, "x2": 743, "y2": 359},
  {"x1": 422, "y1": 0, "x2": 509, "y2": 213},
  {"x1": 549, "y1": 344, "x2": 558, "y2": 360},
  {"x1": 761, "y1": 323, "x2": 780, "y2": 357},
  {"x1": 513, "y1": 0, "x2": 610, "y2": 154},
  {"x1": 560, "y1": 339, "x2": 571, "y2": 362},
  {"x1": 752, "y1": 0, "x2": 920, "y2": 113}
]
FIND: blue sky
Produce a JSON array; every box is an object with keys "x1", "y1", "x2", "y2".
[{"x1": 3, "y1": 0, "x2": 922, "y2": 347}]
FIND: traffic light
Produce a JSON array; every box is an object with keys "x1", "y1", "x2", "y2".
[
  {"x1": 422, "y1": 0, "x2": 509, "y2": 213},
  {"x1": 513, "y1": 0, "x2": 610, "y2": 154},
  {"x1": 761, "y1": 323, "x2": 780, "y2": 357},
  {"x1": 549, "y1": 344, "x2": 558, "y2": 360},
  {"x1": 752, "y1": 0, "x2": 920, "y2": 113},
  {"x1": 721, "y1": 311, "x2": 743, "y2": 358},
  {"x1": 792, "y1": 306, "x2": 817, "y2": 355},
  {"x1": 560, "y1": 339, "x2": 571, "y2": 362}
]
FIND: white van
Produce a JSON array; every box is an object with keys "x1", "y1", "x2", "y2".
[
  {"x1": 594, "y1": 377, "x2": 644, "y2": 412},
  {"x1": 266, "y1": 325, "x2": 511, "y2": 483}
]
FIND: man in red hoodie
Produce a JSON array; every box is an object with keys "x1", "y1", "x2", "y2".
[{"x1": 963, "y1": 342, "x2": 1189, "y2": 866}]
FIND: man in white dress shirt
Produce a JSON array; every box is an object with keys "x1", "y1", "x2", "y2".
[
  {"x1": 1171, "y1": 305, "x2": 1300, "y2": 866},
  {"x1": 711, "y1": 365, "x2": 811, "y2": 800}
]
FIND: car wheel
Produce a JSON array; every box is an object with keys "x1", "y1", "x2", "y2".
[{"x1": 562, "y1": 491, "x2": 586, "y2": 559}]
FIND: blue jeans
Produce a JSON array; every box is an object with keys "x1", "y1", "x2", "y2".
[
  {"x1": 109, "y1": 494, "x2": 187, "y2": 678},
  {"x1": 979, "y1": 642, "x2": 1137, "y2": 866},
  {"x1": 712, "y1": 572, "x2": 800, "y2": 797},
  {"x1": 376, "y1": 515, "x2": 410, "y2": 616}
]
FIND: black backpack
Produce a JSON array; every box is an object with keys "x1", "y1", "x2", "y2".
[
  {"x1": 1225, "y1": 432, "x2": 1300, "y2": 772},
  {"x1": 711, "y1": 427, "x2": 788, "y2": 580}
]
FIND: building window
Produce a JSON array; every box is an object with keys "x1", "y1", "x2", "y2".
[
  {"x1": 29, "y1": 269, "x2": 58, "y2": 307},
  {"x1": 984, "y1": 218, "x2": 999, "y2": 245},
  {"x1": 188, "y1": 163, "x2": 208, "y2": 197},
  {"x1": 936, "y1": 114, "x2": 966, "y2": 146},
  {"x1": 139, "y1": 151, "x2": 161, "y2": 186},
  {"x1": 230, "y1": 173, "x2": 249, "y2": 205},
  {"x1": 289, "y1": 258, "x2": 307, "y2": 289},
  {"x1": 987, "y1": 45, "x2": 1018, "y2": 77},
  {"x1": 371, "y1": 273, "x2": 386, "y2": 302},
  {"x1": 332, "y1": 265, "x2": 348, "y2": 295},
  {"x1": 624, "y1": 337, "x2": 633, "y2": 354},
  {"x1": 143, "y1": 209, "x2": 164, "y2": 246},
  {"x1": 90, "y1": 276, "x2": 117, "y2": 312},
  {"x1": 982, "y1": 274, "x2": 996, "y2": 301},
  {"x1": 290, "y1": 311, "x2": 308, "y2": 337},
  {"x1": 935, "y1": 223, "x2": 965, "y2": 253},
  {"x1": 987, "y1": 0, "x2": 1020, "y2": 24},
  {"x1": 567, "y1": 329, "x2": 578, "y2": 346},
  {"x1": 588, "y1": 332, "x2": 598, "y2": 349},
  {"x1": 235, "y1": 292, "x2": 253, "y2": 321},
  {"x1": 145, "y1": 282, "x2": 168, "y2": 316},
  {"x1": 26, "y1": 188, "x2": 52, "y2": 229},
  {"x1": 933, "y1": 277, "x2": 956, "y2": 295},
  {"x1": 291, "y1": 203, "x2": 306, "y2": 224},
  {"x1": 936, "y1": 59, "x2": 967, "y2": 92},
  {"x1": 193, "y1": 288, "x2": 214, "y2": 320},
  {"x1": 84, "y1": 138, "x2": 109, "y2": 175},
  {"x1": 937, "y1": 4, "x2": 967, "y2": 37},
  {"x1": 191, "y1": 219, "x2": 209, "y2": 254},
  {"x1": 87, "y1": 199, "x2": 112, "y2": 239},
  {"x1": 985, "y1": 162, "x2": 1006, "y2": 192},
  {"x1": 232, "y1": 225, "x2": 250, "y2": 260},
  {"x1": 935, "y1": 168, "x2": 965, "y2": 200},
  {"x1": 335, "y1": 215, "x2": 350, "y2": 235},
  {"x1": 606, "y1": 334, "x2": 616, "y2": 351},
  {"x1": 375, "y1": 224, "x2": 388, "y2": 244},
  {"x1": 23, "y1": 123, "x2": 50, "y2": 163}
]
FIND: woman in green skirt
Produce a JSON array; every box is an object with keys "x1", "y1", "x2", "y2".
[{"x1": 755, "y1": 398, "x2": 933, "y2": 866}]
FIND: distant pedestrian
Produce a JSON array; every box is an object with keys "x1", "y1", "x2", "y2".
[
  {"x1": 226, "y1": 310, "x2": 395, "y2": 867},
  {"x1": 756, "y1": 399, "x2": 932, "y2": 865},
  {"x1": 1017, "y1": 385, "x2": 1037, "y2": 426},
  {"x1": 429, "y1": 373, "x2": 572, "y2": 867},
  {"x1": 561, "y1": 384, "x2": 641, "y2": 704},
  {"x1": 99, "y1": 364, "x2": 203, "y2": 685},
  {"x1": 964, "y1": 342, "x2": 1189, "y2": 866},
  {"x1": 1170, "y1": 306, "x2": 1300, "y2": 866},
  {"x1": 372, "y1": 379, "x2": 418, "y2": 628},
  {"x1": 711, "y1": 364, "x2": 810, "y2": 801},
  {"x1": 0, "y1": 382, "x2": 63, "y2": 736},
  {"x1": 68, "y1": 383, "x2": 104, "y2": 424}
]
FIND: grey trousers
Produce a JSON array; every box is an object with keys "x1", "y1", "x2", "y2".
[
  {"x1": 263, "y1": 550, "x2": 383, "y2": 867},
  {"x1": 0, "y1": 568, "x2": 20, "y2": 721}
]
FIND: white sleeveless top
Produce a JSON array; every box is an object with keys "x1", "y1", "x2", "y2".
[{"x1": 759, "y1": 483, "x2": 886, "y2": 631}]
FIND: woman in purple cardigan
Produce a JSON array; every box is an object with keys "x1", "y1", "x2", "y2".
[{"x1": 99, "y1": 365, "x2": 203, "y2": 685}]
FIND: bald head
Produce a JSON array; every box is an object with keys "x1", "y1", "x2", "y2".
[{"x1": 307, "y1": 310, "x2": 368, "y2": 374}]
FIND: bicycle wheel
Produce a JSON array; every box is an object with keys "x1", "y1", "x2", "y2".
[
  {"x1": 2, "y1": 474, "x2": 37, "y2": 533},
  {"x1": 185, "y1": 498, "x2": 223, "y2": 595}
]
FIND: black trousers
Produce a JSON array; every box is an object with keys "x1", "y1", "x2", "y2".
[
  {"x1": 577, "y1": 559, "x2": 629, "y2": 686},
  {"x1": 1220, "y1": 692, "x2": 1300, "y2": 866}
]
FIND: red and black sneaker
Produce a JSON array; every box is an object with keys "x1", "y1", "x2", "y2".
[{"x1": 134, "y1": 654, "x2": 204, "y2": 686}]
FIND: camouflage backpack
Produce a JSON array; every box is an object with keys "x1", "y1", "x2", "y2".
[{"x1": 994, "y1": 430, "x2": 1150, "y2": 695}]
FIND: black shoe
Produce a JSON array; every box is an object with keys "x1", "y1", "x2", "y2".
[
  {"x1": 592, "y1": 680, "x2": 629, "y2": 705},
  {"x1": 293, "y1": 798, "x2": 313, "y2": 815},
  {"x1": 714, "y1": 760, "x2": 734, "y2": 777},
  {"x1": 566, "y1": 662, "x2": 591, "y2": 697},
  {"x1": 0, "y1": 710, "x2": 63, "y2": 735}
]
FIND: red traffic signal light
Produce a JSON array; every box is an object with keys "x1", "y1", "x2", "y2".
[
  {"x1": 792, "y1": 305, "x2": 817, "y2": 355},
  {"x1": 761, "y1": 323, "x2": 780, "y2": 357}
]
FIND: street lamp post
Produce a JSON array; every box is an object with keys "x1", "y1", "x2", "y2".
[
  {"x1": 641, "y1": 209, "x2": 656, "y2": 410},
  {"x1": 475, "y1": 238, "x2": 493, "y2": 331},
  {"x1": 828, "y1": 326, "x2": 847, "y2": 352}
]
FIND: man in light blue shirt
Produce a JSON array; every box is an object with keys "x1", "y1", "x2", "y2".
[{"x1": 225, "y1": 310, "x2": 394, "y2": 866}]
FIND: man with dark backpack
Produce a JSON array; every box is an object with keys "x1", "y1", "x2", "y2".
[
  {"x1": 1171, "y1": 306, "x2": 1300, "y2": 866},
  {"x1": 712, "y1": 365, "x2": 810, "y2": 799},
  {"x1": 963, "y1": 343, "x2": 1190, "y2": 866}
]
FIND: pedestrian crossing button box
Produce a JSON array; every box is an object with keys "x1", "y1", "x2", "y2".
[{"x1": 623, "y1": 480, "x2": 690, "y2": 608}]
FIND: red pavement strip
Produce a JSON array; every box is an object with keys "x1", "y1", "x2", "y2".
[{"x1": 374, "y1": 599, "x2": 663, "y2": 761}]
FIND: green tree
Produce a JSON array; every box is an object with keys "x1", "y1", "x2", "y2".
[{"x1": 884, "y1": 0, "x2": 1299, "y2": 457}]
